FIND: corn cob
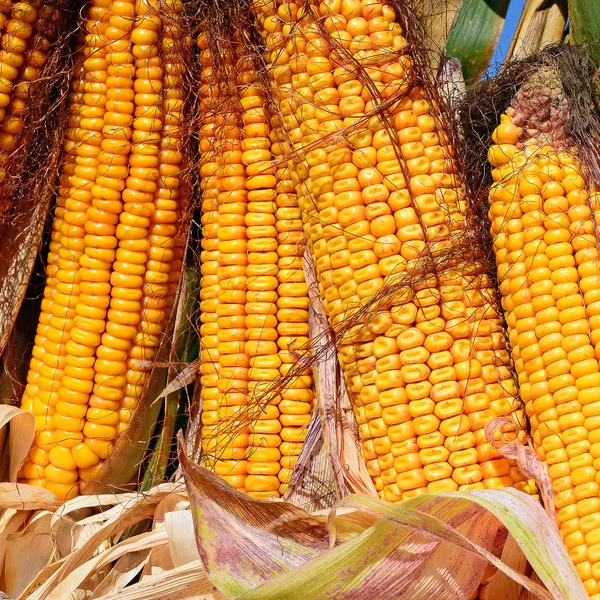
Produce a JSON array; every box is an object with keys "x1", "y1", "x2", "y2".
[
  {"x1": 253, "y1": 0, "x2": 531, "y2": 501},
  {"x1": 119, "y1": 0, "x2": 186, "y2": 437},
  {"x1": 197, "y1": 32, "x2": 314, "y2": 499},
  {"x1": 18, "y1": 0, "x2": 111, "y2": 501},
  {"x1": 0, "y1": 0, "x2": 41, "y2": 177},
  {"x1": 488, "y1": 70, "x2": 600, "y2": 598},
  {"x1": 18, "y1": 0, "x2": 183, "y2": 500},
  {"x1": 240, "y1": 72, "x2": 283, "y2": 500},
  {"x1": 197, "y1": 34, "x2": 250, "y2": 493},
  {"x1": 271, "y1": 116, "x2": 313, "y2": 496},
  {"x1": 0, "y1": 0, "x2": 55, "y2": 180}
]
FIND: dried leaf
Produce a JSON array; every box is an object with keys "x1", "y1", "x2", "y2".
[
  {"x1": 164, "y1": 358, "x2": 199, "y2": 397},
  {"x1": 179, "y1": 437, "x2": 335, "y2": 598},
  {"x1": 0, "y1": 510, "x2": 28, "y2": 590},
  {"x1": 57, "y1": 483, "x2": 184, "y2": 522},
  {"x1": 15, "y1": 560, "x2": 65, "y2": 600},
  {"x1": 89, "y1": 551, "x2": 150, "y2": 599},
  {"x1": 92, "y1": 561, "x2": 224, "y2": 600},
  {"x1": 165, "y1": 510, "x2": 201, "y2": 568},
  {"x1": 45, "y1": 530, "x2": 169, "y2": 600},
  {"x1": 0, "y1": 199, "x2": 52, "y2": 357},
  {"x1": 438, "y1": 56, "x2": 467, "y2": 108},
  {"x1": 0, "y1": 406, "x2": 35, "y2": 483},
  {"x1": 336, "y1": 383, "x2": 377, "y2": 497},
  {"x1": 26, "y1": 485, "x2": 177, "y2": 600},
  {"x1": 506, "y1": 0, "x2": 568, "y2": 62},
  {"x1": 4, "y1": 513, "x2": 56, "y2": 598},
  {"x1": 141, "y1": 492, "x2": 190, "y2": 578},
  {"x1": 486, "y1": 418, "x2": 557, "y2": 526},
  {"x1": 302, "y1": 253, "x2": 376, "y2": 500},
  {"x1": 283, "y1": 411, "x2": 337, "y2": 512},
  {"x1": 304, "y1": 251, "x2": 347, "y2": 499},
  {"x1": 479, "y1": 533, "x2": 529, "y2": 600},
  {"x1": 413, "y1": 0, "x2": 463, "y2": 54},
  {"x1": 0, "y1": 484, "x2": 59, "y2": 511}
]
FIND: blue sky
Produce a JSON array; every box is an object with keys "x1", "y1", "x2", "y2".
[{"x1": 491, "y1": 0, "x2": 525, "y2": 65}]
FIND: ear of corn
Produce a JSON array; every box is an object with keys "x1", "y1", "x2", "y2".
[
  {"x1": 488, "y1": 76, "x2": 600, "y2": 598},
  {"x1": 197, "y1": 32, "x2": 314, "y2": 499},
  {"x1": 251, "y1": 0, "x2": 532, "y2": 502},
  {"x1": 0, "y1": 0, "x2": 55, "y2": 182},
  {"x1": 18, "y1": 0, "x2": 184, "y2": 500}
]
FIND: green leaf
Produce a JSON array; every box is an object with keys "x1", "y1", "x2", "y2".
[
  {"x1": 445, "y1": 0, "x2": 510, "y2": 81},
  {"x1": 570, "y1": 0, "x2": 600, "y2": 48}
]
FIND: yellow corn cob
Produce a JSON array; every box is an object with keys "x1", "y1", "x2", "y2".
[
  {"x1": 271, "y1": 114, "x2": 313, "y2": 497},
  {"x1": 197, "y1": 34, "x2": 226, "y2": 483},
  {"x1": 197, "y1": 34, "x2": 250, "y2": 493},
  {"x1": 18, "y1": 0, "x2": 112, "y2": 501},
  {"x1": 197, "y1": 33, "x2": 314, "y2": 499},
  {"x1": 241, "y1": 73, "x2": 283, "y2": 500},
  {"x1": 0, "y1": 0, "x2": 53, "y2": 180},
  {"x1": 0, "y1": 0, "x2": 41, "y2": 172},
  {"x1": 488, "y1": 73, "x2": 600, "y2": 598},
  {"x1": 254, "y1": 0, "x2": 531, "y2": 501},
  {"x1": 18, "y1": 0, "x2": 183, "y2": 500},
  {"x1": 118, "y1": 0, "x2": 186, "y2": 438}
]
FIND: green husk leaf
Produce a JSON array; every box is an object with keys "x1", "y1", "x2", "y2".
[
  {"x1": 445, "y1": 0, "x2": 510, "y2": 81},
  {"x1": 569, "y1": 0, "x2": 600, "y2": 51},
  {"x1": 240, "y1": 495, "x2": 520, "y2": 600},
  {"x1": 239, "y1": 518, "x2": 445, "y2": 600}
]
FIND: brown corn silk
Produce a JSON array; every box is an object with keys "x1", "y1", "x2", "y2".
[
  {"x1": 487, "y1": 57, "x2": 600, "y2": 598},
  {"x1": 196, "y1": 28, "x2": 315, "y2": 499},
  {"x1": 18, "y1": 0, "x2": 186, "y2": 500},
  {"x1": 245, "y1": 0, "x2": 535, "y2": 502}
]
